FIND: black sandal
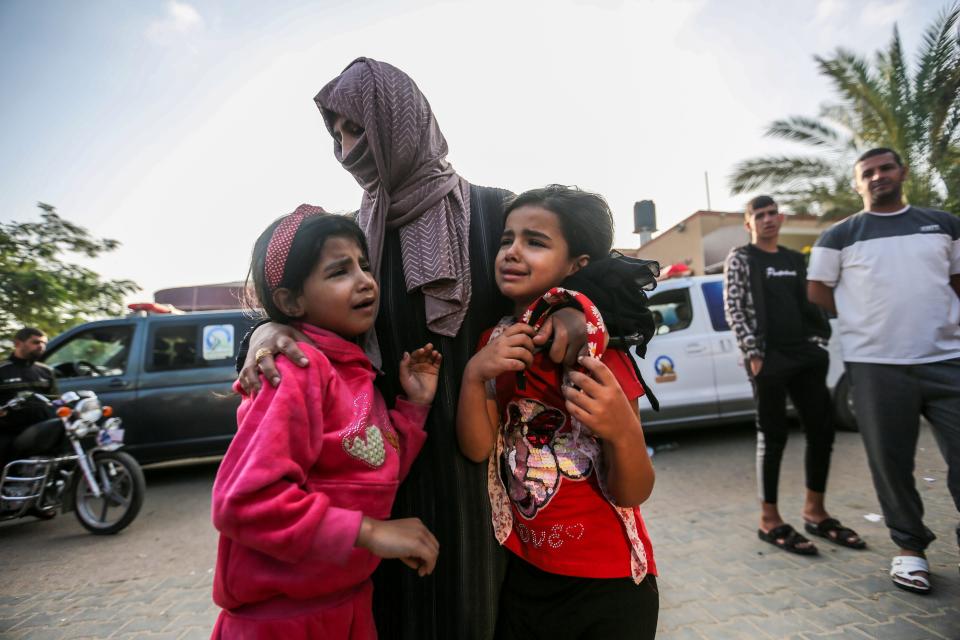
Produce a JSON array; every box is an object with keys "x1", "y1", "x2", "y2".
[
  {"x1": 758, "y1": 523, "x2": 819, "y2": 555},
  {"x1": 804, "y1": 518, "x2": 866, "y2": 549}
]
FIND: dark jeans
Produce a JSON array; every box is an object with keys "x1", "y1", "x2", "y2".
[
  {"x1": 847, "y1": 358, "x2": 960, "y2": 552},
  {"x1": 496, "y1": 554, "x2": 659, "y2": 640},
  {"x1": 751, "y1": 349, "x2": 835, "y2": 504},
  {"x1": 0, "y1": 419, "x2": 64, "y2": 465}
]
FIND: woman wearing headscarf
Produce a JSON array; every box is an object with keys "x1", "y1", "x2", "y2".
[
  {"x1": 241, "y1": 57, "x2": 512, "y2": 640},
  {"x1": 238, "y1": 57, "x2": 657, "y2": 640}
]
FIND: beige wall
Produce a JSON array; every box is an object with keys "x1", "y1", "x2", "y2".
[
  {"x1": 630, "y1": 221, "x2": 705, "y2": 274},
  {"x1": 620, "y1": 213, "x2": 833, "y2": 276},
  {"x1": 699, "y1": 212, "x2": 744, "y2": 235},
  {"x1": 704, "y1": 225, "x2": 751, "y2": 268},
  {"x1": 778, "y1": 218, "x2": 830, "y2": 252}
]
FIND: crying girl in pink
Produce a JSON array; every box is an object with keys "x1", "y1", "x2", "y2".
[{"x1": 211, "y1": 206, "x2": 441, "y2": 639}]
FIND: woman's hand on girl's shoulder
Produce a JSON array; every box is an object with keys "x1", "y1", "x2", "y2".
[
  {"x1": 562, "y1": 356, "x2": 640, "y2": 442},
  {"x1": 239, "y1": 323, "x2": 311, "y2": 394},
  {"x1": 399, "y1": 343, "x2": 442, "y2": 405},
  {"x1": 465, "y1": 323, "x2": 537, "y2": 384}
]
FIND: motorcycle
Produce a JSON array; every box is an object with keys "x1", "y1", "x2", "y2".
[{"x1": 0, "y1": 390, "x2": 145, "y2": 534}]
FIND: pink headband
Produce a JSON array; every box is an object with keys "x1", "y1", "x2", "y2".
[{"x1": 265, "y1": 204, "x2": 327, "y2": 290}]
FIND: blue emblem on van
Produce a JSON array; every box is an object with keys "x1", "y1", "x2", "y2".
[
  {"x1": 202, "y1": 325, "x2": 235, "y2": 361},
  {"x1": 654, "y1": 355, "x2": 677, "y2": 383}
]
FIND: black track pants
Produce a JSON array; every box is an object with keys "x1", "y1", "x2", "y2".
[{"x1": 752, "y1": 356, "x2": 835, "y2": 504}]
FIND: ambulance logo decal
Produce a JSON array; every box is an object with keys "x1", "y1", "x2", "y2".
[{"x1": 654, "y1": 355, "x2": 677, "y2": 383}]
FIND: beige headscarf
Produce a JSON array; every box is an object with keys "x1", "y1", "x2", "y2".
[{"x1": 315, "y1": 58, "x2": 472, "y2": 366}]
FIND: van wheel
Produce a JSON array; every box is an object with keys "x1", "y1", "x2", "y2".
[{"x1": 833, "y1": 375, "x2": 858, "y2": 432}]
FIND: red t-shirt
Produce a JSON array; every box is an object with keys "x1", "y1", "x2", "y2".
[{"x1": 479, "y1": 327, "x2": 657, "y2": 579}]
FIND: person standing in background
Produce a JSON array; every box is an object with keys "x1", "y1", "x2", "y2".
[
  {"x1": 808, "y1": 148, "x2": 960, "y2": 595},
  {"x1": 725, "y1": 196, "x2": 863, "y2": 556}
]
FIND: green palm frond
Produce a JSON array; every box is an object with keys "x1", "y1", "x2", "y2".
[
  {"x1": 817, "y1": 104, "x2": 866, "y2": 148},
  {"x1": 729, "y1": 156, "x2": 836, "y2": 194},
  {"x1": 817, "y1": 50, "x2": 897, "y2": 143},
  {"x1": 877, "y1": 26, "x2": 915, "y2": 149},
  {"x1": 915, "y1": 3, "x2": 960, "y2": 98},
  {"x1": 758, "y1": 187, "x2": 860, "y2": 221},
  {"x1": 885, "y1": 26, "x2": 913, "y2": 109},
  {"x1": 915, "y1": 4, "x2": 960, "y2": 160},
  {"x1": 765, "y1": 116, "x2": 848, "y2": 150},
  {"x1": 729, "y1": 3, "x2": 960, "y2": 218}
]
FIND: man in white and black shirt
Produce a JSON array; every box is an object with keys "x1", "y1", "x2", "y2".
[{"x1": 808, "y1": 147, "x2": 960, "y2": 595}]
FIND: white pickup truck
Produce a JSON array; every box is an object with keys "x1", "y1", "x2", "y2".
[{"x1": 631, "y1": 275, "x2": 856, "y2": 433}]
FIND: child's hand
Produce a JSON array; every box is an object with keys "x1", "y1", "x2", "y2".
[
  {"x1": 356, "y1": 516, "x2": 440, "y2": 577},
  {"x1": 562, "y1": 356, "x2": 641, "y2": 442},
  {"x1": 399, "y1": 343, "x2": 442, "y2": 405},
  {"x1": 465, "y1": 324, "x2": 537, "y2": 383}
]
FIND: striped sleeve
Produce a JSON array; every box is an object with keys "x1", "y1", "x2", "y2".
[
  {"x1": 807, "y1": 246, "x2": 840, "y2": 286},
  {"x1": 807, "y1": 226, "x2": 843, "y2": 286}
]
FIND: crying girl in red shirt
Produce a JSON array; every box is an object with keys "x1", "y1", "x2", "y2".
[{"x1": 457, "y1": 186, "x2": 660, "y2": 639}]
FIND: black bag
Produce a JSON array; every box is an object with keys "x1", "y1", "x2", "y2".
[{"x1": 561, "y1": 252, "x2": 661, "y2": 409}]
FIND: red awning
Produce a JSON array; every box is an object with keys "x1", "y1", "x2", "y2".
[{"x1": 659, "y1": 263, "x2": 692, "y2": 280}]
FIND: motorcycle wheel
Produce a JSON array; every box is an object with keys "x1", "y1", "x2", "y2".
[{"x1": 73, "y1": 451, "x2": 145, "y2": 535}]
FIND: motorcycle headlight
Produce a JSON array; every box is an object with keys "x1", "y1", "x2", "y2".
[{"x1": 76, "y1": 397, "x2": 102, "y2": 423}]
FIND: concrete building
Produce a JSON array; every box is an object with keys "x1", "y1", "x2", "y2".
[
  {"x1": 619, "y1": 210, "x2": 830, "y2": 275},
  {"x1": 154, "y1": 281, "x2": 247, "y2": 311}
]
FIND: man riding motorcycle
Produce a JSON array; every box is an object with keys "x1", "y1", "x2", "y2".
[{"x1": 0, "y1": 328, "x2": 64, "y2": 512}]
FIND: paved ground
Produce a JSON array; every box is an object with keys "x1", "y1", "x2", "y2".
[
  {"x1": 0, "y1": 422, "x2": 957, "y2": 639},
  {"x1": 647, "y1": 424, "x2": 959, "y2": 640}
]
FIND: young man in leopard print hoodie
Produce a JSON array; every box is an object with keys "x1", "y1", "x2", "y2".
[{"x1": 723, "y1": 195, "x2": 864, "y2": 556}]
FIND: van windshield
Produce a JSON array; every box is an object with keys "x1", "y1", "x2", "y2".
[{"x1": 45, "y1": 325, "x2": 133, "y2": 378}]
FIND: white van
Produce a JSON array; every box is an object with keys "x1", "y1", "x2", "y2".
[{"x1": 633, "y1": 275, "x2": 856, "y2": 433}]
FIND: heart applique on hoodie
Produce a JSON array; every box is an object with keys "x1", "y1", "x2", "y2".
[{"x1": 343, "y1": 425, "x2": 386, "y2": 468}]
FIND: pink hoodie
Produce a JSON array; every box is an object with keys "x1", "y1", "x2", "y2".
[{"x1": 211, "y1": 324, "x2": 428, "y2": 614}]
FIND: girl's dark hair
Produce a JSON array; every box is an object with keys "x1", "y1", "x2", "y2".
[
  {"x1": 503, "y1": 185, "x2": 614, "y2": 260},
  {"x1": 245, "y1": 212, "x2": 369, "y2": 324}
]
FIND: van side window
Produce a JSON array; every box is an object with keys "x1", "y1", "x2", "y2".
[
  {"x1": 44, "y1": 325, "x2": 134, "y2": 378},
  {"x1": 701, "y1": 281, "x2": 730, "y2": 331},
  {"x1": 151, "y1": 325, "x2": 199, "y2": 370},
  {"x1": 648, "y1": 288, "x2": 693, "y2": 335}
]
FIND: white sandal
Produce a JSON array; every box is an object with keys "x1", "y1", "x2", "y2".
[{"x1": 890, "y1": 555, "x2": 931, "y2": 595}]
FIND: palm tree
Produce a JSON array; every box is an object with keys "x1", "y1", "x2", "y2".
[{"x1": 729, "y1": 3, "x2": 960, "y2": 218}]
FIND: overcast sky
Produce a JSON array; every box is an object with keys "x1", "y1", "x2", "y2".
[{"x1": 0, "y1": 0, "x2": 940, "y2": 300}]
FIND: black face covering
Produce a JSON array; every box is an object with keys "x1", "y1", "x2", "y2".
[{"x1": 315, "y1": 58, "x2": 473, "y2": 369}]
